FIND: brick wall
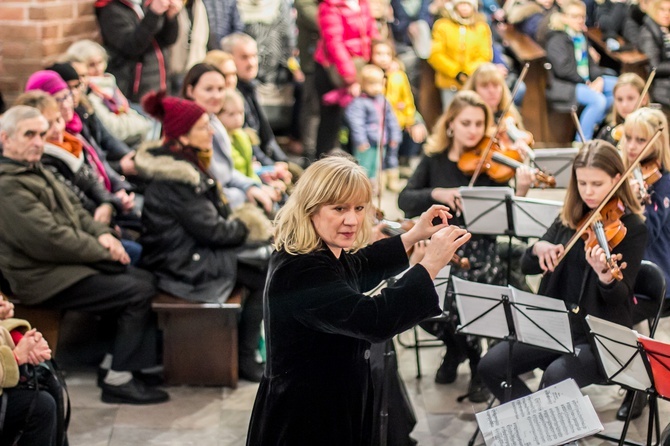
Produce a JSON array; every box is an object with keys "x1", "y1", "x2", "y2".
[{"x1": 0, "y1": 0, "x2": 99, "y2": 105}]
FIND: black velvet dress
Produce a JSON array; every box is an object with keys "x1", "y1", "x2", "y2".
[{"x1": 246, "y1": 236, "x2": 441, "y2": 445}]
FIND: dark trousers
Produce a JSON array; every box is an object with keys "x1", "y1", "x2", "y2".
[
  {"x1": 314, "y1": 63, "x2": 346, "y2": 158},
  {"x1": 42, "y1": 266, "x2": 157, "y2": 372},
  {"x1": 236, "y1": 263, "x2": 266, "y2": 360},
  {"x1": 0, "y1": 388, "x2": 56, "y2": 446},
  {"x1": 478, "y1": 341, "x2": 604, "y2": 402}
]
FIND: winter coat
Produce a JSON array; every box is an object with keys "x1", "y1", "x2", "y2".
[
  {"x1": 428, "y1": 14, "x2": 493, "y2": 90},
  {"x1": 623, "y1": 3, "x2": 646, "y2": 49},
  {"x1": 96, "y1": 0, "x2": 179, "y2": 103},
  {"x1": 638, "y1": 16, "x2": 670, "y2": 108},
  {"x1": 0, "y1": 319, "x2": 31, "y2": 395},
  {"x1": 314, "y1": 0, "x2": 379, "y2": 86},
  {"x1": 543, "y1": 29, "x2": 609, "y2": 112},
  {"x1": 642, "y1": 171, "x2": 670, "y2": 298},
  {"x1": 229, "y1": 128, "x2": 262, "y2": 182},
  {"x1": 41, "y1": 141, "x2": 125, "y2": 215},
  {"x1": 596, "y1": 0, "x2": 630, "y2": 41},
  {"x1": 390, "y1": 0, "x2": 433, "y2": 46},
  {"x1": 0, "y1": 157, "x2": 113, "y2": 304},
  {"x1": 504, "y1": 0, "x2": 548, "y2": 41},
  {"x1": 246, "y1": 236, "x2": 441, "y2": 445},
  {"x1": 345, "y1": 94, "x2": 402, "y2": 149},
  {"x1": 521, "y1": 212, "x2": 647, "y2": 341},
  {"x1": 136, "y1": 143, "x2": 249, "y2": 303},
  {"x1": 295, "y1": 0, "x2": 320, "y2": 75},
  {"x1": 386, "y1": 70, "x2": 417, "y2": 129}
]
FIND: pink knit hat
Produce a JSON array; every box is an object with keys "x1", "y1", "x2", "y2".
[{"x1": 25, "y1": 70, "x2": 68, "y2": 95}]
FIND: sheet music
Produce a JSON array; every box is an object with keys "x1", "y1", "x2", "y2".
[
  {"x1": 585, "y1": 315, "x2": 652, "y2": 391},
  {"x1": 452, "y1": 276, "x2": 510, "y2": 339},
  {"x1": 533, "y1": 148, "x2": 579, "y2": 188},
  {"x1": 476, "y1": 379, "x2": 603, "y2": 446},
  {"x1": 458, "y1": 187, "x2": 514, "y2": 235},
  {"x1": 511, "y1": 197, "x2": 563, "y2": 238},
  {"x1": 509, "y1": 287, "x2": 573, "y2": 354},
  {"x1": 433, "y1": 265, "x2": 451, "y2": 311}
]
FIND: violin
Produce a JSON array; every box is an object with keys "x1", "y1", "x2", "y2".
[
  {"x1": 577, "y1": 198, "x2": 627, "y2": 281},
  {"x1": 379, "y1": 219, "x2": 471, "y2": 270},
  {"x1": 457, "y1": 136, "x2": 524, "y2": 184},
  {"x1": 490, "y1": 151, "x2": 556, "y2": 188}
]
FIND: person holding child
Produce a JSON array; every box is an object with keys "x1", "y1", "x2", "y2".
[{"x1": 344, "y1": 65, "x2": 402, "y2": 186}]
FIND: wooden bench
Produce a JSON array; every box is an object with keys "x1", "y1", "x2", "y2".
[
  {"x1": 586, "y1": 28, "x2": 649, "y2": 79},
  {"x1": 10, "y1": 299, "x2": 63, "y2": 356},
  {"x1": 151, "y1": 287, "x2": 245, "y2": 388}
]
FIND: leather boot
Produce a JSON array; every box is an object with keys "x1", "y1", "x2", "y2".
[
  {"x1": 385, "y1": 168, "x2": 402, "y2": 193},
  {"x1": 616, "y1": 390, "x2": 647, "y2": 420}
]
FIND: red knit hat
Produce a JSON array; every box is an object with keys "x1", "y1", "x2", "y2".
[{"x1": 141, "y1": 91, "x2": 206, "y2": 140}]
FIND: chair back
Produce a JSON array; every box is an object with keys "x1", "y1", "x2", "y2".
[{"x1": 634, "y1": 260, "x2": 667, "y2": 337}]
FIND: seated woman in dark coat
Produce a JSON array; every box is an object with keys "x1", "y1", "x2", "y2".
[
  {"x1": 136, "y1": 91, "x2": 268, "y2": 382},
  {"x1": 246, "y1": 156, "x2": 472, "y2": 445}
]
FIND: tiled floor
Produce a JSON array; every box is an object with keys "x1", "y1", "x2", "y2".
[{"x1": 63, "y1": 184, "x2": 670, "y2": 445}]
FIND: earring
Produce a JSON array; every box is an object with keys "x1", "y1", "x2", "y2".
[{"x1": 447, "y1": 128, "x2": 454, "y2": 137}]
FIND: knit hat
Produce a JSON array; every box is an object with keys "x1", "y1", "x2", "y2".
[
  {"x1": 45, "y1": 63, "x2": 80, "y2": 83},
  {"x1": 453, "y1": 0, "x2": 478, "y2": 8},
  {"x1": 141, "y1": 90, "x2": 206, "y2": 140},
  {"x1": 24, "y1": 70, "x2": 68, "y2": 95}
]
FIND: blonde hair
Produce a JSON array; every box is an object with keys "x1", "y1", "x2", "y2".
[
  {"x1": 561, "y1": 140, "x2": 642, "y2": 228},
  {"x1": 622, "y1": 107, "x2": 670, "y2": 171},
  {"x1": 221, "y1": 88, "x2": 244, "y2": 110},
  {"x1": 607, "y1": 73, "x2": 647, "y2": 126},
  {"x1": 203, "y1": 50, "x2": 234, "y2": 68},
  {"x1": 360, "y1": 64, "x2": 385, "y2": 85},
  {"x1": 14, "y1": 90, "x2": 58, "y2": 113},
  {"x1": 648, "y1": 0, "x2": 670, "y2": 21},
  {"x1": 462, "y1": 62, "x2": 524, "y2": 127},
  {"x1": 424, "y1": 90, "x2": 492, "y2": 156},
  {"x1": 549, "y1": 0, "x2": 585, "y2": 30},
  {"x1": 273, "y1": 157, "x2": 373, "y2": 254}
]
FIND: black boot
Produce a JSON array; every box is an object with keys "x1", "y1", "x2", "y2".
[
  {"x1": 466, "y1": 365, "x2": 491, "y2": 403},
  {"x1": 616, "y1": 390, "x2": 647, "y2": 421},
  {"x1": 435, "y1": 350, "x2": 466, "y2": 384},
  {"x1": 238, "y1": 289, "x2": 264, "y2": 382}
]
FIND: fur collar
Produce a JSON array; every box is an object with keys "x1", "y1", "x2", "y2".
[
  {"x1": 505, "y1": 0, "x2": 544, "y2": 24},
  {"x1": 135, "y1": 141, "x2": 202, "y2": 186}
]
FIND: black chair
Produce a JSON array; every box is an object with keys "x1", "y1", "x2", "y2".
[{"x1": 595, "y1": 260, "x2": 667, "y2": 446}]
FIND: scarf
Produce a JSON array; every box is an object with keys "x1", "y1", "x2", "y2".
[
  {"x1": 171, "y1": 0, "x2": 210, "y2": 74},
  {"x1": 568, "y1": 28, "x2": 590, "y2": 82},
  {"x1": 88, "y1": 75, "x2": 130, "y2": 115},
  {"x1": 75, "y1": 134, "x2": 112, "y2": 191},
  {"x1": 48, "y1": 132, "x2": 84, "y2": 158},
  {"x1": 66, "y1": 112, "x2": 83, "y2": 135}
]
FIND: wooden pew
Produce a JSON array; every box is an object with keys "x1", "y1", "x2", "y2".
[
  {"x1": 418, "y1": 60, "x2": 443, "y2": 133},
  {"x1": 152, "y1": 287, "x2": 246, "y2": 388},
  {"x1": 586, "y1": 27, "x2": 649, "y2": 78}
]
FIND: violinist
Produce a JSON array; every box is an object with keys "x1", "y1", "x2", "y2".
[
  {"x1": 462, "y1": 63, "x2": 535, "y2": 162},
  {"x1": 478, "y1": 140, "x2": 647, "y2": 402},
  {"x1": 616, "y1": 108, "x2": 670, "y2": 419},
  {"x1": 398, "y1": 91, "x2": 531, "y2": 402},
  {"x1": 595, "y1": 73, "x2": 649, "y2": 146}
]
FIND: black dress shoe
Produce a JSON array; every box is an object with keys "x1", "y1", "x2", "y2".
[
  {"x1": 97, "y1": 368, "x2": 164, "y2": 387},
  {"x1": 239, "y1": 359, "x2": 264, "y2": 382},
  {"x1": 435, "y1": 352, "x2": 466, "y2": 384},
  {"x1": 617, "y1": 390, "x2": 647, "y2": 421},
  {"x1": 101, "y1": 378, "x2": 169, "y2": 405}
]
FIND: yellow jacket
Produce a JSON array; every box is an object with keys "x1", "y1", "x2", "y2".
[
  {"x1": 428, "y1": 16, "x2": 493, "y2": 90},
  {"x1": 385, "y1": 70, "x2": 417, "y2": 129}
]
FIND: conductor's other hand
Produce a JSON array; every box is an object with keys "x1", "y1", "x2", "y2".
[
  {"x1": 419, "y1": 226, "x2": 471, "y2": 279},
  {"x1": 401, "y1": 204, "x2": 452, "y2": 250}
]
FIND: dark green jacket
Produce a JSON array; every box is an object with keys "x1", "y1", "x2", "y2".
[{"x1": 0, "y1": 157, "x2": 112, "y2": 304}]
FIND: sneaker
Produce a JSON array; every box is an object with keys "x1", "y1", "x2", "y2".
[
  {"x1": 100, "y1": 378, "x2": 169, "y2": 405},
  {"x1": 435, "y1": 351, "x2": 466, "y2": 384}
]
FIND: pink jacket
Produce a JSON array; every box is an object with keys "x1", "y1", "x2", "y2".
[{"x1": 314, "y1": 0, "x2": 379, "y2": 86}]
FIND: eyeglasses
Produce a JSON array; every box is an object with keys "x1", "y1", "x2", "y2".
[{"x1": 54, "y1": 91, "x2": 73, "y2": 104}]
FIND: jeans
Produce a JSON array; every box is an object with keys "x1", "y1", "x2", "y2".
[{"x1": 575, "y1": 75, "x2": 617, "y2": 141}]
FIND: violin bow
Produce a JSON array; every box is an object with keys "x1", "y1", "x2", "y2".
[
  {"x1": 554, "y1": 128, "x2": 663, "y2": 265},
  {"x1": 634, "y1": 68, "x2": 656, "y2": 111},
  {"x1": 468, "y1": 63, "x2": 530, "y2": 188},
  {"x1": 570, "y1": 106, "x2": 587, "y2": 144}
]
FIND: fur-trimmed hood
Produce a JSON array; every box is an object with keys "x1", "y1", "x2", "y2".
[
  {"x1": 504, "y1": 0, "x2": 544, "y2": 25},
  {"x1": 134, "y1": 141, "x2": 202, "y2": 186}
]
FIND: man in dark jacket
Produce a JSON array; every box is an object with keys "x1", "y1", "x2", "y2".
[
  {"x1": 0, "y1": 105, "x2": 167, "y2": 405},
  {"x1": 95, "y1": 0, "x2": 180, "y2": 104}
]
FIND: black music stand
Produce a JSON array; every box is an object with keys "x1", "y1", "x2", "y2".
[
  {"x1": 587, "y1": 315, "x2": 665, "y2": 446},
  {"x1": 458, "y1": 187, "x2": 562, "y2": 285},
  {"x1": 451, "y1": 276, "x2": 574, "y2": 446}
]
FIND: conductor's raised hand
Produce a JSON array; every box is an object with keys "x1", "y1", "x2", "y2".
[
  {"x1": 419, "y1": 226, "x2": 471, "y2": 279},
  {"x1": 401, "y1": 204, "x2": 452, "y2": 250}
]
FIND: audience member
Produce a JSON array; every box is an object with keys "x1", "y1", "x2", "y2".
[
  {"x1": 203, "y1": 50, "x2": 239, "y2": 90},
  {"x1": 638, "y1": 0, "x2": 670, "y2": 117},
  {"x1": 595, "y1": 72, "x2": 648, "y2": 145},
  {"x1": 136, "y1": 91, "x2": 267, "y2": 382},
  {"x1": 295, "y1": 0, "x2": 321, "y2": 159},
  {"x1": 504, "y1": 0, "x2": 558, "y2": 42},
  {"x1": 202, "y1": 0, "x2": 245, "y2": 46},
  {"x1": 0, "y1": 105, "x2": 167, "y2": 405},
  {"x1": 95, "y1": 0, "x2": 180, "y2": 103},
  {"x1": 428, "y1": 0, "x2": 493, "y2": 110},
  {"x1": 63, "y1": 40, "x2": 152, "y2": 147}
]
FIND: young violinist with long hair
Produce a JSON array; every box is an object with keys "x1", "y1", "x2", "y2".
[
  {"x1": 397, "y1": 90, "x2": 533, "y2": 402},
  {"x1": 478, "y1": 140, "x2": 648, "y2": 402},
  {"x1": 616, "y1": 107, "x2": 670, "y2": 419},
  {"x1": 595, "y1": 73, "x2": 649, "y2": 146}
]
